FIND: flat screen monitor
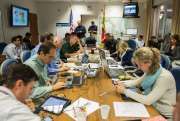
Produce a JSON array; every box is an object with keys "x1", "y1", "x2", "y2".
[
  {"x1": 10, "y1": 5, "x2": 29, "y2": 27},
  {"x1": 123, "y1": 2, "x2": 139, "y2": 18}
]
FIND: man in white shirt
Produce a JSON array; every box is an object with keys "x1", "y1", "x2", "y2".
[
  {"x1": 2, "y1": 36, "x2": 22, "y2": 59},
  {"x1": 0, "y1": 64, "x2": 40, "y2": 121},
  {"x1": 135, "y1": 35, "x2": 144, "y2": 48}
]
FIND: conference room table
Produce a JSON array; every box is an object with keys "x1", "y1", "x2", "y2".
[{"x1": 39, "y1": 66, "x2": 160, "y2": 121}]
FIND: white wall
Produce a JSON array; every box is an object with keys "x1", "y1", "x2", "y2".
[
  {"x1": 37, "y1": 2, "x2": 103, "y2": 36},
  {"x1": 0, "y1": 0, "x2": 38, "y2": 42},
  {"x1": 37, "y1": 1, "x2": 147, "y2": 38}
]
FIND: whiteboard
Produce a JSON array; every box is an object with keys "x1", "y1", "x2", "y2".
[{"x1": 98, "y1": 17, "x2": 143, "y2": 39}]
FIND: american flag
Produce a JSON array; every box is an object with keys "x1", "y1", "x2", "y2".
[{"x1": 69, "y1": 9, "x2": 74, "y2": 33}]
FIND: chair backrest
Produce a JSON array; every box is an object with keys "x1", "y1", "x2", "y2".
[
  {"x1": 0, "y1": 42, "x2": 7, "y2": 54},
  {"x1": 20, "y1": 50, "x2": 31, "y2": 63},
  {"x1": 127, "y1": 39, "x2": 137, "y2": 51},
  {"x1": 0, "y1": 59, "x2": 18, "y2": 77},
  {"x1": 171, "y1": 67, "x2": 180, "y2": 93},
  {"x1": 0, "y1": 54, "x2": 6, "y2": 64},
  {"x1": 160, "y1": 54, "x2": 171, "y2": 70}
]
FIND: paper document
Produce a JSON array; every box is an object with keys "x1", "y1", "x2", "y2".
[
  {"x1": 89, "y1": 63, "x2": 100, "y2": 69},
  {"x1": 64, "y1": 97, "x2": 100, "y2": 121},
  {"x1": 109, "y1": 65, "x2": 124, "y2": 69},
  {"x1": 64, "y1": 63, "x2": 77, "y2": 68},
  {"x1": 113, "y1": 102, "x2": 150, "y2": 118}
]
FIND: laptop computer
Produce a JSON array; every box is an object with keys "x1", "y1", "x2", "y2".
[
  {"x1": 99, "y1": 49, "x2": 125, "y2": 78},
  {"x1": 65, "y1": 75, "x2": 84, "y2": 88}
]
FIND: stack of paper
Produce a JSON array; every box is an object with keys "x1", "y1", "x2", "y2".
[
  {"x1": 64, "y1": 98, "x2": 100, "y2": 121},
  {"x1": 113, "y1": 102, "x2": 150, "y2": 118},
  {"x1": 64, "y1": 63, "x2": 77, "y2": 68},
  {"x1": 108, "y1": 65, "x2": 124, "y2": 69}
]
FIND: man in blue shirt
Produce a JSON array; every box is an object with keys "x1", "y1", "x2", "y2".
[
  {"x1": 31, "y1": 33, "x2": 54, "y2": 56},
  {"x1": 88, "y1": 21, "x2": 97, "y2": 35},
  {"x1": 74, "y1": 21, "x2": 86, "y2": 39}
]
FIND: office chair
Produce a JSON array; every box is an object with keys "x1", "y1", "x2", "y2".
[
  {"x1": 0, "y1": 59, "x2": 18, "y2": 77},
  {"x1": 127, "y1": 39, "x2": 137, "y2": 51},
  {"x1": 171, "y1": 67, "x2": 180, "y2": 93},
  {"x1": 20, "y1": 50, "x2": 31, "y2": 63},
  {"x1": 0, "y1": 42, "x2": 7, "y2": 54},
  {"x1": 160, "y1": 54, "x2": 171, "y2": 70}
]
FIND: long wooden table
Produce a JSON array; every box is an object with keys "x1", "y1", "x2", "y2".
[{"x1": 40, "y1": 68, "x2": 159, "y2": 121}]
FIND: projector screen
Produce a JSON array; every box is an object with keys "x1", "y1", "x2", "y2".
[{"x1": 10, "y1": 5, "x2": 29, "y2": 27}]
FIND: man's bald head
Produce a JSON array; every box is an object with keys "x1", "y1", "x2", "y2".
[{"x1": 53, "y1": 36, "x2": 62, "y2": 48}]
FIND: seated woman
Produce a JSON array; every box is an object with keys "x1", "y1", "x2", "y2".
[
  {"x1": 115, "y1": 41, "x2": 134, "y2": 66},
  {"x1": 114, "y1": 47, "x2": 176, "y2": 120},
  {"x1": 166, "y1": 34, "x2": 180, "y2": 60}
]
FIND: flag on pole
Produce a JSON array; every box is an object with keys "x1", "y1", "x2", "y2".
[
  {"x1": 69, "y1": 9, "x2": 74, "y2": 33},
  {"x1": 101, "y1": 7, "x2": 106, "y2": 43}
]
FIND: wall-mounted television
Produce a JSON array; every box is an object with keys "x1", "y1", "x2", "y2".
[
  {"x1": 123, "y1": 2, "x2": 139, "y2": 18},
  {"x1": 10, "y1": 5, "x2": 29, "y2": 27}
]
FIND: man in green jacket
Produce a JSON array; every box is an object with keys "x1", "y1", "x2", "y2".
[{"x1": 24, "y1": 42, "x2": 65, "y2": 99}]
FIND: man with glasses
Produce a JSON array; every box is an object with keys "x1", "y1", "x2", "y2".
[{"x1": 24, "y1": 42, "x2": 65, "y2": 99}]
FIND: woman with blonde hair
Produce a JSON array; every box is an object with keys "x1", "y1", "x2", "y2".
[
  {"x1": 114, "y1": 47, "x2": 176, "y2": 120},
  {"x1": 116, "y1": 41, "x2": 134, "y2": 66}
]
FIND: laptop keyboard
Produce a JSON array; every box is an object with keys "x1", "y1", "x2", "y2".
[{"x1": 107, "y1": 59, "x2": 118, "y2": 65}]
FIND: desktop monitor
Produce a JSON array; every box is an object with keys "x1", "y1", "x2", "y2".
[
  {"x1": 123, "y1": 2, "x2": 139, "y2": 18},
  {"x1": 10, "y1": 5, "x2": 29, "y2": 27}
]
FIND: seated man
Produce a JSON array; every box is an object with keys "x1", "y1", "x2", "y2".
[
  {"x1": 85, "y1": 33, "x2": 97, "y2": 47},
  {"x1": 104, "y1": 34, "x2": 116, "y2": 54},
  {"x1": 24, "y1": 42, "x2": 65, "y2": 99},
  {"x1": 31, "y1": 34, "x2": 48, "y2": 56},
  {"x1": 48, "y1": 36, "x2": 69, "y2": 75},
  {"x1": 135, "y1": 35, "x2": 144, "y2": 48},
  {"x1": 60, "y1": 32, "x2": 83, "y2": 62},
  {"x1": 31, "y1": 33, "x2": 53, "y2": 56},
  {"x1": 3, "y1": 35, "x2": 22, "y2": 59},
  {"x1": 0, "y1": 64, "x2": 40, "y2": 121}
]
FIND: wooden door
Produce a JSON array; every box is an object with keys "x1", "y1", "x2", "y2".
[{"x1": 29, "y1": 13, "x2": 39, "y2": 45}]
